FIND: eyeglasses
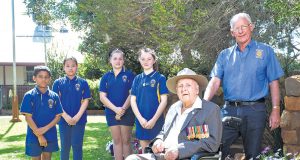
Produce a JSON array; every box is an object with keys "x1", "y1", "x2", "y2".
[
  {"x1": 231, "y1": 23, "x2": 251, "y2": 33},
  {"x1": 177, "y1": 84, "x2": 192, "y2": 90},
  {"x1": 36, "y1": 75, "x2": 50, "y2": 79}
]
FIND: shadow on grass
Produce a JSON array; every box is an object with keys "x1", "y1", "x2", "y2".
[
  {"x1": 0, "y1": 146, "x2": 23, "y2": 155},
  {"x1": 0, "y1": 120, "x2": 113, "y2": 160},
  {"x1": 0, "y1": 122, "x2": 15, "y2": 140},
  {"x1": 2, "y1": 133, "x2": 26, "y2": 142},
  {"x1": 83, "y1": 122, "x2": 112, "y2": 160}
]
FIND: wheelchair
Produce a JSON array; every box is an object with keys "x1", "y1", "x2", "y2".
[{"x1": 144, "y1": 146, "x2": 221, "y2": 160}]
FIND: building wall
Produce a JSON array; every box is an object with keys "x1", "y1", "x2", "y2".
[
  {"x1": 0, "y1": 66, "x2": 3, "y2": 85},
  {"x1": 4, "y1": 66, "x2": 26, "y2": 85}
]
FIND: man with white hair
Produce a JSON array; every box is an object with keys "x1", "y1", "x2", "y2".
[
  {"x1": 126, "y1": 68, "x2": 222, "y2": 160},
  {"x1": 204, "y1": 13, "x2": 284, "y2": 159}
]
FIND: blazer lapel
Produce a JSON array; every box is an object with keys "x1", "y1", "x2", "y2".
[
  {"x1": 164, "y1": 113, "x2": 178, "y2": 139},
  {"x1": 180, "y1": 109, "x2": 199, "y2": 132}
]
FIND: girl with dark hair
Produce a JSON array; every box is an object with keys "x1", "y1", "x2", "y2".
[{"x1": 52, "y1": 57, "x2": 91, "y2": 160}]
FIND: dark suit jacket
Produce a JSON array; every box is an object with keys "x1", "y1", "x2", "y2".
[{"x1": 152, "y1": 97, "x2": 222, "y2": 159}]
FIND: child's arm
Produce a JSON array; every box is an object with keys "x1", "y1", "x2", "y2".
[
  {"x1": 100, "y1": 92, "x2": 125, "y2": 116},
  {"x1": 121, "y1": 94, "x2": 131, "y2": 111},
  {"x1": 145, "y1": 94, "x2": 168, "y2": 129},
  {"x1": 131, "y1": 95, "x2": 147, "y2": 128},
  {"x1": 34, "y1": 115, "x2": 61, "y2": 136},
  {"x1": 24, "y1": 114, "x2": 48, "y2": 146},
  {"x1": 24, "y1": 114, "x2": 39, "y2": 134},
  {"x1": 62, "y1": 110, "x2": 75, "y2": 125},
  {"x1": 37, "y1": 135, "x2": 47, "y2": 147},
  {"x1": 72, "y1": 98, "x2": 89, "y2": 123},
  {"x1": 116, "y1": 95, "x2": 132, "y2": 120}
]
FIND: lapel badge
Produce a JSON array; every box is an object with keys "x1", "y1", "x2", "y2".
[
  {"x1": 122, "y1": 75, "x2": 127, "y2": 82},
  {"x1": 48, "y1": 99, "x2": 54, "y2": 108},
  {"x1": 150, "y1": 79, "x2": 156, "y2": 87},
  {"x1": 75, "y1": 83, "x2": 80, "y2": 91},
  {"x1": 255, "y1": 49, "x2": 263, "y2": 59}
]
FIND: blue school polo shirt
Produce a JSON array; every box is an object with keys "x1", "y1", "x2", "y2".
[
  {"x1": 52, "y1": 76, "x2": 91, "y2": 125},
  {"x1": 210, "y1": 40, "x2": 284, "y2": 101},
  {"x1": 99, "y1": 68, "x2": 135, "y2": 115},
  {"x1": 20, "y1": 87, "x2": 63, "y2": 143},
  {"x1": 131, "y1": 70, "x2": 169, "y2": 140}
]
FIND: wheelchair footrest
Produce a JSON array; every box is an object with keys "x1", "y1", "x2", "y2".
[{"x1": 190, "y1": 152, "x2": 218, "y2": 160}]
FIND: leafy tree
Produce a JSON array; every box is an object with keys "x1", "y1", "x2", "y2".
[
  {"x1": 24, "y1": 0, "x2": 300, "y2": 154},
  {"x1": 264, "y1": 0, "x2": 300, "y2": 76},
  {"x1": 47, "y1": 49, "x2": 65, "y2": 86},
  {"x1": 23, "y1": 0, "x2": 300, "y2": 76}
]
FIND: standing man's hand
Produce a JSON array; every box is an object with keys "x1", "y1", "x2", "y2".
[
  {"x1": 203, "y1": 77, "x2": 221, "y2": 101},
  {"x1": 269, "y1": 80, "x2": 281, "y2": 131},
  {"x1": 269, "y1": 106, "x2": 280, "y2": 130}
]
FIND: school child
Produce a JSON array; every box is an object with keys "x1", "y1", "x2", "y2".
[
  {"x1": 130, "y1": 47, "x2": 168, "y2": 151},
  {"x1": 99, "y1": 48, "x2": 135, "y2": 160},
  {"x1": 20, "y1": 66, "x2": 63, "y2": 160},
  {"x1": 52, "y1": 57, "x2": 91, "y2": 160}
]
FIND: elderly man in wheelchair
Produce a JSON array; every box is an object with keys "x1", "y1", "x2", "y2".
[{"x1": 126, "y1": 68, "x2": 222, "y2": 160}]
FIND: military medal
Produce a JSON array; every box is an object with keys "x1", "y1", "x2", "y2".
[
  {"x1": 196, "y1": 126, "x2": 201, "y2": 139},
  {"x1": 204, "y1": 125, "x2": 209, "y2": 138}
]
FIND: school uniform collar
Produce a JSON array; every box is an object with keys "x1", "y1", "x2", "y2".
[
  {"x1": 142, "y1": 70, "x2": 157, "y2": 78},
  {"x1": 109, "y1": 66, "x2": 126, "y2": 74},
  {"x1": 34, "y1": 86, "x2": 50, "y2": 95},
  {"x1": 65, "y1": 75, "x2": 78, "y2": 81}
]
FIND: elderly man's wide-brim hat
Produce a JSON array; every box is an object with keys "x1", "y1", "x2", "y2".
[{"x1": 166, "y1": 68, "x2": 208, "y2": 94}]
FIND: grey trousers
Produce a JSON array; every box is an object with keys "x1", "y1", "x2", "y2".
[{"x1": 125, "y1": 153, "x2": 165, "y2": 160}]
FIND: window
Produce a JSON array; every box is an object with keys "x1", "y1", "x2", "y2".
[{"x1": 26, "y1": 66, "x2": 34, "y2": 83}]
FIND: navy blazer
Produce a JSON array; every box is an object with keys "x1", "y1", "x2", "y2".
[{"x1": 153, "y1": 97, "x2": 222, "y2": 159}]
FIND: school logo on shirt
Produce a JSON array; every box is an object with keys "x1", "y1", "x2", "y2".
[
  {"x1": 48, "y1": 99, "x2": 54, "y2": 108},
  {"x1": 255, "y1": 49, "x2": 263, "y2": 59},
  {"x1": 150, "y1": 79, "x2": 156, "y2": 87},
  {"x1": 75, "y1": 83, "x2": 80, "y2": 91},
  {"x1": 122, "y1": 75, "x2": 127, "y2": 83}
]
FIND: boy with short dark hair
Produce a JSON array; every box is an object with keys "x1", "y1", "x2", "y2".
[{"x1": 20, "y1": 66, "x2": 63, "y2": 160}]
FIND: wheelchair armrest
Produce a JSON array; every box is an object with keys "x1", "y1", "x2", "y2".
[
  {"x1": 190, "y1": 151, "x2": 218, "y2": 160},
  {"x1": 144, "y1": 146, "x2": 153, "y2": 153}
]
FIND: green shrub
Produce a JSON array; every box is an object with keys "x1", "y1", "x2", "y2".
[
  {"x1": 86, "y1": 79, "x2": 104, "y2": 110},
  {"x1": 258, "y1": 146, "x2": 300, "y2": 160}
]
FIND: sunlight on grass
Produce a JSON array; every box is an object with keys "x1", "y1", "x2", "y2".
[{"x1": 0, "y1": 115, "x2": 113, "y2": 160}]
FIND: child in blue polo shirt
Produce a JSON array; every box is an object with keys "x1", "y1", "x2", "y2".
[
  {"x1": 20, "y1": 66, "x2": 63, "y2": 159},
  {"x1": 130, "y1": 47, "x2": 169, "y2": 151},
  {"x1": 52, "y1": 57, "x2": 91, "y2": 160},
  {"x1": 99, "y1": 48, "x2": 135, "y2": 160}
]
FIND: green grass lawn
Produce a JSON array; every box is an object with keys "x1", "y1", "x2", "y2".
[{"x1": 0, "y1": 115, "x2": 113, "y2": 160}]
